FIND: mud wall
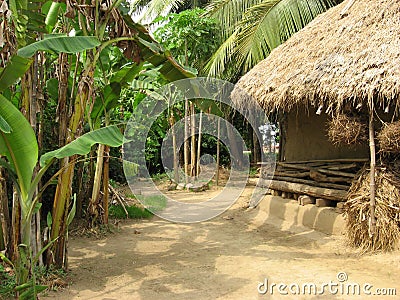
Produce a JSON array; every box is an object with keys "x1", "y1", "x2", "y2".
[{"x1": 282, "y1": 108, "x2": 369, "y2": 161}]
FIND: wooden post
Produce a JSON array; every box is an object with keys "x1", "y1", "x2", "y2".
[
  {"x1": 196, "y1": 111, "x2": 203, "y2": 178},
  {"x1": 368, "y1": 102, "x2": 377, "y2": 237},
  {"x1": 190, "y1": 103, "x2": 196, "y2": 177},
  {"x1": 184, "y1": 98, "x2": 189, "y2": 184},
  {"x1": 216, "y1": 118, "x2": 221, "y2": 186}
]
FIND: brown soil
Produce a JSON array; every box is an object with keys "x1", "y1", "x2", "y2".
[{"x1": 49, "y1": 185, "x2": 400, "y2": 300}]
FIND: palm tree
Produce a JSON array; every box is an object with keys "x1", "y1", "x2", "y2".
[{"x1": 131, "y1": 0, "x2": 342, "y2": 80}]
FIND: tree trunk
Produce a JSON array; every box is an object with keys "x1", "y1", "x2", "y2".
[
  {"x1": 196, "y1": 111, "x2": 203, "y2": 177},
  {"x1": 89, "y1": 144, "x2": 105, "y2": 226},
  {"x1": 10, "y1": 188, "x2": 21, "y2": 263},
  {"x1": 190, "y1": 103, "x2": 196, "y2": 177},
  {"x1": 169, "y1": 111, "x2": 179, "y2": 183},
  {"x1": 184, "y1": 98, "x2": 189, "y2": 184},
  {"x1": 0, "y1": 168, "x2": 9, "y2": 252},
  {"x1": 102, "y1": 145, "x2": 110, "y2": 225},
  {"x1": 216, "y1": 118, "x2": 221, "y2": 186},
  {"x1": 225, "y1": 116, "x2": 243, "y2": 169},
  {"x1": 49, "y1": 69, "x2": 92, "y2": 268},
  {"x1": 252, "y1": 126, "x2": 261, "y2": 164}
]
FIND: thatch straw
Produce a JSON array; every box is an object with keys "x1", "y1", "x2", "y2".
[
  {"x1": 327, "y1": 114, "x2": 367, "y2": 146},
  {"x1": 232, "y1": 0, "x2": 400, "y2": 115},
  {"x1": 345, "y1": 163, "x2": 400, "y2": 252},
  {"x1": 377, "y1": 121, "x2": 400, "y2": 153}
]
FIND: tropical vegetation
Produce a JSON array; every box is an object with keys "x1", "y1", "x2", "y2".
[{"x1": 0, "y1": 0, "x2": 342, "y2": 298}]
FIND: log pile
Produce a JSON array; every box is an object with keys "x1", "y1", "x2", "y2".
[{"x1": 260, "y1": 159, "x2": 368, "y2": 202}]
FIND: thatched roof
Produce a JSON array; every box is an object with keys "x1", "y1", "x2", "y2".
[{"x1": 233, "y1": 0, "x2": 400, "y2": 114}]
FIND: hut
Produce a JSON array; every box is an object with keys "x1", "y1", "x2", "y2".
[{"x1": 233, "y1": 0, "x2": 400, "y2": 250}]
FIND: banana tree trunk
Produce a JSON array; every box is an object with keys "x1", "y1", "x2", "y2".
[
  {"x1": 49, "y1": 72, "x2": 92, "y2": 268},
  {"x1": 102, "y1": 145, "x2": 110, "y2": 225},
  {"x1": 0, "y1": 168, "x2": 9, "y2": 251},
  {"x1": 89, "y1": 144, "x2": 105, "y2": 226}
]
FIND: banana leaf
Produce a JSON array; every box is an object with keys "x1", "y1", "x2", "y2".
[
  {"x1": 18, "y1": 35, "x2": 101, "y2": 58},
  {"x1": 40, "y1": 125, "x2": 125, "y2": 167}
]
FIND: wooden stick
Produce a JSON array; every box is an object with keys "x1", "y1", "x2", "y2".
[
  {"x1": 267, "y1": 180, "x2": 347, "y2": 201},
  {"x1": 267, "y1": 176, "x2": 350, "y2": 190},
  {"x1": 309, "y1": 170, "x2": 352, "y2": 184},
  {"x1": 108, "y1": 184, "x2": 128, "y2": 218},
  {"x1": 317, "y1": 169, "x2": 356, "y2": 178},
  {"x1": 273, "y1": 171, "x2": 309, "y2": 178},
  {"x1": 275, "y1": 158, "x2": 368, "y2": 164},
  {"x1": 369, "y1": 102, "x2": 376, "y2": 237},
  {"x1": 326, "y1": 163, "x2": 358, "y2": 170}
]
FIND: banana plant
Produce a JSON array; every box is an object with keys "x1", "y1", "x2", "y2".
[{"x1": 0, "y1": 94, "x2": 125, "y2": 296}]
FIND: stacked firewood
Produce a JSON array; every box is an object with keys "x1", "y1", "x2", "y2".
[{"x1": 260, "y1": 159, "x2": 368, "y2": 202}]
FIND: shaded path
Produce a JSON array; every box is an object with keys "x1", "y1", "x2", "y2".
[{"x1": 51, "y1": 187, "x2": 399, "y2": 299}]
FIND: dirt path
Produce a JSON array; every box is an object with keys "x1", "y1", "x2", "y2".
[{"x1": 51, "y1": 186, "x2": 399, "y2": 299}]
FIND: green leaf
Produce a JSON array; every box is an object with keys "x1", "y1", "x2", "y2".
[
  {"x1": 40, "y1": 125, "x2": 125, "y2": 167},
  {"x1": 0, "y1": 115, "x2": 11, "y2": 133},
  {"x1": 111, "y1": 63, "x2": 144, "y2": 84},
  {"x1": 19, "y1": 282, "x2": 47, "y2": 300},
  {"x1": 45, "y1": 78, "x2": 59, "y2": 100},
  {"x1": 90, "y1": 82, "x2": 121, "y2": 123},
  {"x1": 0, "y1": 55, "x2": 33, "y2": 93},
  {"x1": 45, "y1": 2, "x2": 61, "y2": 32},
  {"x1": 17, "y1": 36, "x2": 101, "y2": 58},
  {"x1": 67, "y1": 194, "x2": 76, "y2": 226},
  {"x1": 46, "y1": 211, "x2": 52, "y2": 228},
  {"x1": 0, "y1": 95, "x2": 38, "y2": 200},
  {"x1": 32, "y1": 202, "x2": 42, "y2": 215}
]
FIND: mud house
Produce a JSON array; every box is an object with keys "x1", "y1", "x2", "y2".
[{"x1": 232, "y1": 0, "x2": 400, "y2": 250}]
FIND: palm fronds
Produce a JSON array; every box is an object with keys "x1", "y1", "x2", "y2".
[{"x1": 205, "y1": 0, "x2": 341, "y2": 79}]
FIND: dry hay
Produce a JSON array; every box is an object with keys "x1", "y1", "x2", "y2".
[
  {"x1": 345, "y1": 164, "x2": 400, "y2": 252},
  {"x1": 377, "y1": 121, "x2": 400, "y2": 154},
  {"x1": 327, "y1": 114, "x2": 368, "y2": 146}
]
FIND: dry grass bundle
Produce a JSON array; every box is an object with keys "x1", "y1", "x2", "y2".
[
  {"x1": 345, "y1": 164, "x2": 400, "y2": 252},
  {"x1": 378, "y1": 121, "x2": 400, "y2": 154},
  {"x1": 327, "y1": 114, "x2": 368, "y2": 146}
]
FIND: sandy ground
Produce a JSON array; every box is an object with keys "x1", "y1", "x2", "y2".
[{"x1": 49, "y1": 185, "x2": 400, "y2": 300}]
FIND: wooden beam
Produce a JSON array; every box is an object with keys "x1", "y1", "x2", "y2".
[
  {"x1": 267, "y1": 180, "x2": 347, "y2": 201},
  {"x1": 317, "y1": 169, "x2": 356, "y2": 178},
  {"x1": 265, "y1": 175, "x2": 350, "y2": 190}
]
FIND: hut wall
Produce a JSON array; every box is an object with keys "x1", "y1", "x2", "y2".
[{"x1": 283, "y1": 108, "x2": 369, "y2": 161}]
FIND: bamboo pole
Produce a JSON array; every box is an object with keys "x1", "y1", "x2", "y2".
[{"x1": 369, "y1": 102, "x2": 377, "y2": 237}]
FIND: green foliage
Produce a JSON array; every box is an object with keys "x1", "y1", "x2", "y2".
[
  {"x1": 17, "y1": 35, "x2": 101, "y2": 58},
  {"x1": 109, "y1": 205, "x2": 153, "y2": 219},
  {"x1": 0, "y1": 94, "x2": 38, "y2": 202},
  {"x1": 0, "y1": 264, "x2": 16, "y2": 299},
  {"x1": 40, "y1": 125, "x2": 125, "y2": 167},
  {"x1": 137, "y1": 195, "x2": 167, "y2": 212},
  {"x1": 205, "y1": 0, "x2": 342, "y2": 79},
  {"x1": 0, "y1": 55, "x2": 33, "y2": 93},
  {"x1": 154, "y1": 8, "x2": 220, "y2": 73}
]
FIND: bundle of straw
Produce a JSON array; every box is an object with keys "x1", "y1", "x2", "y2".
[
  {"x1": 345, "y1": 164, "x2": 400, "y2": 252},
  {"x1": 378, "y1": 121, "x2": 400, "y2": 154},
  {"x1": 327, "y1": 114, "x2": 368, "y2": 146}
]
